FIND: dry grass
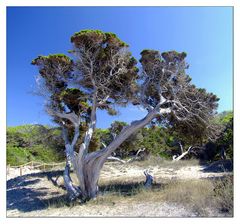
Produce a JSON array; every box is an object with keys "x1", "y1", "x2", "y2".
[
  {"x1": 23, "y1": 176, "x2": 233, "y2": 217},
  {"x1": 8, "y1": 157, "x2": 232, "y2": 217},
  {"x1": 132, "y1": 156, "x2": 200, "y2": 169},
  {"x1": 55, "y1": 177, "x2": 232, "y2": 217},
  {"x1": 47, "y1": 158, "x2": 233, "y2": 216},
  {"x1": 158, "y1": 179, "x2": 215, "y2": 215},
  {"x1": 213, "y1": 175, "x2": 233, "y2": 215}
]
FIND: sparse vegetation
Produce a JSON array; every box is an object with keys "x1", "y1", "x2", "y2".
[
  {"x1": 44, "y1": 174, "x2": 233, "y2": 217},
  {"x1": 7, "y1": 155, "x2": 233, "y2": 217},
  {"x1": 213, "y1": 175, "x2": 233, "y2": 215},
  {"x1": 132, "y1": 156, "x2": 200, "y2": 168}
]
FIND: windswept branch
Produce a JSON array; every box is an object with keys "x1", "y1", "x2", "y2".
[{"x1": 47, "y1": 108, "x2": 80, "y2": 127}]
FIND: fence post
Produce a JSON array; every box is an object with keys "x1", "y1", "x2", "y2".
[
  {"x1": 7, "y1": 165, "x2": 10, "y2": 175},
  {"x1": 20, "y1": 166, "x2": 22, "y2": 176}
]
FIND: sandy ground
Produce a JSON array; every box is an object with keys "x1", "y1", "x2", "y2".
[
  {"x1": 7, "y1": 166, "x2": 42, "y2": 181},
  {"x1": 99, "y1": 161, "x2": 232, "y2": 184},
  {"x1": 6, "y1": 160, "x2": 233, "y2": 217}
]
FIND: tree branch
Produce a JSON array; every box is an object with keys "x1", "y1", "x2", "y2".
[
  {"x1": 107, "y1": 156, "x2": 127, "y2": 164},
  {"x1": 47, "y1": 108, "x2": 80, "y2": 127},
  {"x1": 86, "y1": 104, "x2": 171, "y2": 163},
  {"x1": 106, "y1": 148, "x2": 146, "y2": 164},
  {"x1": 172, "y1": 146, "x2": 193, "y2": 161},
  {"x1": 78, "y1": 91, "x2": 97, "y2": 157}
]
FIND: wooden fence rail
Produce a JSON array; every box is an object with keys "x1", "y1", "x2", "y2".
[{"x1": 7, "y1": 161, "x2": 66, "y2": 176}]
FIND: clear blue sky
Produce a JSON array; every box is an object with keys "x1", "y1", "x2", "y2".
[{"x1": 7, "y1": 7, "x2": 233, "y2": 129}]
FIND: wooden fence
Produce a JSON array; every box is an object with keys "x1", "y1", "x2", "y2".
[{"x1": 7, "y1": 161, "x2": 66, "y2": 176}]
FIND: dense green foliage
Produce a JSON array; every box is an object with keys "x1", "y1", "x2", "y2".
[
  {"x1": 6, "y1": 123, "x2": 173, "y2": 165},
  {"x1": 7, "y1": 125, "x2": 65, "y2": 165},
  {"x1": 7, "y1": 111, "x2": 233, "y2": 165},
  {"x1": 139, "y1": 127, "x2": 175, "y2": 159},
  {"x1": 103, "y1": 111, "x2": 233, "y2": 160},
  {"x1": 166, "y1": 111, "x2": 233, "y2": 161},
  {"x1": 214, "y1": 111, "x2": 233, "y2": 159}
]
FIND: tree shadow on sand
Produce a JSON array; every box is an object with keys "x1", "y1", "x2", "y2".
[
  {"x1": 7, "y1": 160, "x2": 233, "y2": 214},
  {"x1": 7, "y1": 170, "x2": 68, "y2": 213},
  {"x1": 202, "y1": 160, "x2": 233, "y2": 173},
  {"x1": 99, "y1": 182, "x2": 162, "y2": 197},
  {"x1": 7, "y1": 170, "x2": 161, "y2": 214}
]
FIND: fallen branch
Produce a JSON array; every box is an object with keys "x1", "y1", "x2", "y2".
[
  {"x1": 107, "y1": 156, "x2": 126, "y2": 164},
  {"x1": 172, "y1": 146, "x2": 193, "y2": 161},
  {"x1": 107, "y1": 148, "x2": 146, "y2": 164}
]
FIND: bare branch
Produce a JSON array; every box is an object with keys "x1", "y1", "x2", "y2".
[
  {"x1": 107, "y1": 156, "x2": 126, "y2": 164},
  {"x1": 172, "y1": 146, "x2": 193, "y2": 161}
]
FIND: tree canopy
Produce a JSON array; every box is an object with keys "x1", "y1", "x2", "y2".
[{"x1": 32, "y1": 30, "x2": 219, "y2": 132}]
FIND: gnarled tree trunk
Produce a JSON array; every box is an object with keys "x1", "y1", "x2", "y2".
[
  {"x1": 52, "y1": 99, "x2": 171, "y2": 201},
  {"x1": 70, "y1": 106, "x2": 170, "y2": 200}
]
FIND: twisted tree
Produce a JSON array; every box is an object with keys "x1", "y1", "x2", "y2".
[{"x1": 32, "y1": 30, "x2": 219, "y2": 201}]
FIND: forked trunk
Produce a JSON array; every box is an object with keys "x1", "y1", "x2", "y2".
[
  {"x1": 63, "y1": 152, "x2": 103, "y2": 201},
  {"x1": 64, "y1": 106, "x2": 171, "y2": 201},
  {"x1": 74, "y1": 154, "x2": 105, "y2": 200}
]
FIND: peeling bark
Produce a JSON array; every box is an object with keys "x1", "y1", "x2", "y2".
[
  {"x1": 73, "y1": 155, "x2": 102, "y2": 200},
  {"x1": 55, "y1": 102, "x2": 171, "y2": 201}
]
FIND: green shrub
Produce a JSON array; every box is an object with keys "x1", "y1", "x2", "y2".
[
  {"x1": 7, "y1": 125, "x2": 65, "y2": 165},
  {"x1": 7, "y1": 145, "x2": 32, "y2": 166},
  {"x1": 28, "y1": 145, "x2": 63, "y2": 163}
]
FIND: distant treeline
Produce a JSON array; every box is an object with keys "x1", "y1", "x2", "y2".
[{"x1": 7, "y1": 111, "x2": 233, "y2": 166}]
